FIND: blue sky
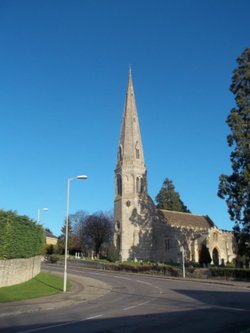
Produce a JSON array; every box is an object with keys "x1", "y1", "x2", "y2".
[{"x1": 0, "y1": 0, "x2": 249, "y2": 236}]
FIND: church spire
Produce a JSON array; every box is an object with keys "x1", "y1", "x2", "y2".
[
  {"x1": 117, "y1": 68, "x2": 145, "y2": 168},
  {"x1": 114, "y1": 69, "x2": 148, "y2": 261}
]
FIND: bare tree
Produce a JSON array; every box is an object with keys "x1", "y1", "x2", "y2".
[
  {"x1": 71, "y1": 210, "x2": 89, "y2": 253},
  {"x1": 84, "y1": 212, "x2": 114, "y2": 257}
]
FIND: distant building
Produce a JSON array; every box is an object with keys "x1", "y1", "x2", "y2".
[
  {"x1": 45, "y1": 230, "x2": 58, "y2": 246},
  {"x1": 114, "y1": 70, "x2": 236, "y2": 264}
]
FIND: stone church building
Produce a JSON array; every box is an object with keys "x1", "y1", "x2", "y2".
[{"x1": 114, "y1": 69, "x2": 236, "y2": 265}]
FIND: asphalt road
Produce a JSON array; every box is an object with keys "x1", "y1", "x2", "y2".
[{"x1": 0, "y1": 263, "x2": 250, "y2": 333}]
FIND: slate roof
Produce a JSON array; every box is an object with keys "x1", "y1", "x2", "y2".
[{"x1": 160, "y1": 209, "x2": 215, "y2": 230}]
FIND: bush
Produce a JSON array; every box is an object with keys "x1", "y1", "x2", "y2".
[
  {"x1": 106, "y1": 243, "x2": 119, "y2": 262},
  {"x1": 102, "y1": 262, "x2": 181, "y2": 276},
  {"x1": 48, "y1": 254, "x2": 60, "y2": 263},
  {"x1": 46, "y1": 244, "x2": 56, "y2": 255},
  {"x1": 0, "y1": 209, "x2": 45, "y2": 259},
  {"x1": 210, "y1": 267, "x2": 250, "y2": 280}
]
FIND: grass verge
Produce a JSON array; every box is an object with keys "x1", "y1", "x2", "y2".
[{"x1": 0, "y1": 272, "x2": 71, "y2": 302}]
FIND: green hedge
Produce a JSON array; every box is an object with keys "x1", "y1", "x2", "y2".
[
  {"x1": 0, "y1": 210, "x2": 45, "y2": 259},
  {"x1": 210, "y1": 267, "x2": 250, "y2": 280},
  {"x1": 100, "y1": 262, "x2": 181, "y2": 276}
]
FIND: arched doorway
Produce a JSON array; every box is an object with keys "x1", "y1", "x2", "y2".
[{"x1": 212, "y1": 248, "x2": 219, "y2": 266}]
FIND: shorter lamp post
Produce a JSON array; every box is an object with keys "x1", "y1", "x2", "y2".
[
  {"x1": 37, "y1": 207, "x2": 48, "y2": 224},
  {"x1": 63, "y1": 175, "x2": 88, "y2": 292},
  {"x1": 180, "y1": 245, "x2": 185, "y2": 278}
]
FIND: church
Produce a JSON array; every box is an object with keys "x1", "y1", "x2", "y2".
[{"x1": 114, "y1": 69, "x2": 236, "y2": 265}]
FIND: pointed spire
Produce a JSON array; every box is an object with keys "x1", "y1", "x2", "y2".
[
  {"x1": 129, "y1": 65, "x2": 132, "y2": 80},
  {"x1": 117, "y1": 68, "x2": 145, "y2": 168}
]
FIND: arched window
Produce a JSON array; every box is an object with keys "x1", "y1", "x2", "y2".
[
  {"x1": 117, "y1": 174, "x2": 122, "y2": 195},
  {"x1": 118, "y1": 145, "x2": 123, "y2": 161},
  {"x1": 115, "y1": 220, "x2": 120, "y2": 231},
  {"x1": 136, "y1": 177, "x2": 143, "y2": 193},
  {"x1": 136, "y1": 177, "x2": 140, "y2": 193}
]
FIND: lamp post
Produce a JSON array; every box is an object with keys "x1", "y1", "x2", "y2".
[
  {"x1": 63, "y1": 175, "x2": 88, "y2": 292},
  {"x1": 37, "y1": 207, "x2": 48, "y2": 224},
  {"x1": 180, "y1": 245, "x2": 185, "y2": 278}
]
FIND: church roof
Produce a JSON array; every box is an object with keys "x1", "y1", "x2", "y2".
[{"x1": 160, "y1": 209, "x2": 215, "y2": 230}]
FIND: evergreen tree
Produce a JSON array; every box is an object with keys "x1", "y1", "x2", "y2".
[
  {"x1": 57, "y1": 217, "x2": 76, "y2": 254},
  {"x1": 218, "y1": 48, "x2": 250, "y2": 256},
  {"x1": 0, "y1": 209, "x2": 45, "y2": 259},
  {"x1": 155, "y1": 178, "x2": 191, "y2": 213}
]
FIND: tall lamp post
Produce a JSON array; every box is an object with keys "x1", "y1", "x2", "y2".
[
  {"x1": 37, "y1": 207, "x2": 48, "y2": 224},
  {"x1": 63, "y1": 175, "x2": 88, "y2": 292}
]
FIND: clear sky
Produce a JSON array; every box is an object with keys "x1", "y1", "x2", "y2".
[{"x1": 0, "y1": 0, "x2": 249, "y2": 236}]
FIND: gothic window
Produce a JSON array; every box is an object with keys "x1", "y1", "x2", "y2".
[
  {"x1": 118, "y1": 145, "x2": 123, "y2": 161},
  {"x1": 117, "y1": 174, "x2": 122, "y2": 196},
  {"x1": 165, "y1": 239, "x2": 170, "y2": 250},
  {"x1": 136, "y1": 177, "x2": 142, "y2": 193},
  {"x1": 115, "y1": 221, "x2": 120, "y2": 231}
]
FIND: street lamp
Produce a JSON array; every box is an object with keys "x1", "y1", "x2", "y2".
[
  {"x1": 37, "y1": 207, "x2": 48, "y2": 224},
  {"x1": 180, "y1": 245, "x2": 185, "y2": 278},
  {"x1": 63, "y1": 175, "x2": 88, "y2": 292}
]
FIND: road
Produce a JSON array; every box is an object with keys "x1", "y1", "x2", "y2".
[{"x1": 0, "y1": 263, "x2": 250, "y2": 333}]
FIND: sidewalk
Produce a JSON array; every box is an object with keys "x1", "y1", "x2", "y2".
[
  {"x1": 0, "y1": 273, "x2": 111, "y2": 318},
  {"x1": 183, "y1": 276, "x2": 250, "y2": 289}
]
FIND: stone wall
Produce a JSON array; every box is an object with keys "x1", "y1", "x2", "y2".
[{"x1": 0, "y1": 256, "x2": 41, "y2": 287}]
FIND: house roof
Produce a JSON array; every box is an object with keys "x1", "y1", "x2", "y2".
[
  {"x1": 45, "y1": 230, "x2": 58, "y2": 239},
  {"x1": 160, "y1": 209, "x2": 215, "y2": 230}
]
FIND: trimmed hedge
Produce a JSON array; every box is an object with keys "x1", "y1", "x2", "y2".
[
  {"x1": 63, "y1": 259, "x2": 182, "y2": 277},
  {"x1": 113, "y1": 263, "x2": 180, "y2": 276},
  {"x1": 210, "y1": 267, "x2": 250, "y2": 280},
  {"x1": 0, "y1": 210, "x2": 45, "y2": 259}
]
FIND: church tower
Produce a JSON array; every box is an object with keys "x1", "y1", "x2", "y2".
[{"x1": 114, "y1": 69, "x2": 148, "y2": 261}]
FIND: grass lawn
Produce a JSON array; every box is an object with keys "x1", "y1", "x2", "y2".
[{"x1": 0, "y1": 272, "x2": 71, "y2": 303}]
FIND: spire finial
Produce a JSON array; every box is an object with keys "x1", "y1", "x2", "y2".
[{"x1": 129, "y1": 65, "x2": 132, "y2": 79}]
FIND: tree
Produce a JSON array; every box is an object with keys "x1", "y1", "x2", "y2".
[
  {"x1": 45, "y1": 244, "x2": 56, "y2": 255},
  {"x1": 83, "y1": 212, "x2": 114, "y2": 257},
  {"x1": 155, "y1": 178, "x2": 191, "y2": 213},
  {"x1": 57, "y1": 217, "x2": 76, "y2": 255},
  {"x1": 0, "y1": 209, "x2": 45, "y2": 259},
  {"x1": 218, "y1": 48, "x2": 250, "y2": 256},
  {"x1": 71, "y1": 210, "x2": 89, "y2": 254}
]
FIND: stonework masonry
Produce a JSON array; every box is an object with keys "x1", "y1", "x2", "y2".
[{"x1": 0, "y1": 256, "x2": 41, "y2": 287}]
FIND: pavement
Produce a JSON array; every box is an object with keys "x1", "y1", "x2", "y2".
[
  {"x1": 0, "y1": 273, "x2": 111, "y2": 318},
  {"x1": 0, "y1": 269, "x2": 249, "y2": 318}
]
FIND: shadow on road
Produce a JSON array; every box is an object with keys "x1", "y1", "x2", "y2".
[
  {"x1": 1, "y1": 289, "x2": 250, "y2": 333},
  {"x1": 172, "y1": 288, "x2": 250, "y2": 311}
]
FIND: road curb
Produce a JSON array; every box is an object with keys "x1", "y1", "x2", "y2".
[{"x1": 0, "y1": 273, "x2": 111, "y2": 318}]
